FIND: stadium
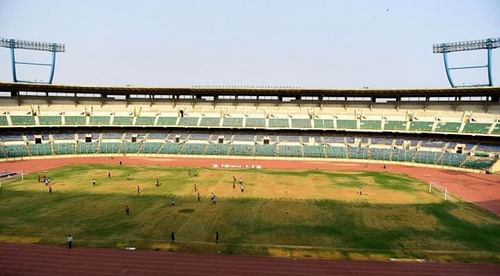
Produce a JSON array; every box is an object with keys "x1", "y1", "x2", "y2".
[{"x1": 1, "y1": 2, "x2": 500, "y2": 275}]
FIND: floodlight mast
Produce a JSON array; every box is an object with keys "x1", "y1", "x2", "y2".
[
  {"x1": 433, "y1": 38, "x2": 500, "y2": 88},
  {"x1": 0, "y1": 38, "x2": 66, "y2": 84}
]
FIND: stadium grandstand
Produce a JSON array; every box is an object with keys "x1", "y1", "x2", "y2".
[{"x1": 0, "y1": 82, "x2": 499, "y2": 172}]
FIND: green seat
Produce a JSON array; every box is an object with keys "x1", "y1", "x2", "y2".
[
  {"x1": 141, "y1": 142, "x2": 163, "y2": 153},
  {"x1": 29, "y1": 144, "x2": 52, "y2": 156},
  {"x1": 336, "y1": 119, "x2": 357, "y2": 129},
  {"x1": 492, "y1": 124, "x2": 500, "y2": 135},
  {"x1": 462, "y1": 123, "x2": 492, "y2": 134},
  {"x1": 205, "y1": 144, "x2": 229, "y2": 155},
  {"x1": 160, "y1": 143, "x2": 181, "y2": 154},
  {"x1": 90, "y1": 116, "x2": 111, "y2": 125},
  {"x1": 347, "y1": 147, "x2": 369, "y2": 159},
  {"x1": 410, "y1": 121, "x2": 433, "y2": 132},
  {"x1": 181, "y1": 143, "x2": 206, "y2": 155},
  {"x1": 38, "y1": 116, "x2": 62, "y2": 125},
  {"x1": 135, "y1": 117, "x2": 156, "y2": 125},
  {"x1": 100, "y1": 143, "x2": 120, "y2": 153},
  {"x1": 199, "y1": 117, "x2": 220, "y2": 127},
  {"x1": 245, "y1": 118, "x2": 265, "y2": 128},
  {"x1": 157, "y1": 117, "x2": 178, "y2": 126},
  {"x1": 178, "y1": 117, "x2": 199, "y2": 126},
  {"x1": 78, "y1": 143, "x2": 97, "y2": 154},
  {"x1": 122, "y1": 142, "x2": 140, "y2": 154},
  {"x1": 291, "y1": 119, "x2": 311, "y2": 128},
  {"x1": 370, "y1": 148, "x2": 391, "y2": 160},
  {"x1": 0, "y1": 116, "x2": 8, "y2": 125},
  {"x1": 113, "y1": 116, "x2": 133, "y2": 125},
  {"x1": 230, "y1": 144, "x2": 254, "y2": 156},
  {"x1": 54, "y1": 143, "x2": 75, "y2": 155},
  {"x1": 314, "y1": 119, "x2": 334, "y2": 128},
  {"x1": 434, "y1": 122, "x2": 461, "y2": 133},
  {"x1": 255, "y1": 144, "x2": 276, "y2": 156},
  {"x1": 222, "y1": 118, "x2": 243, "y2": 127},
  {"x1": 384, "y1": 121, "x2": 407, "y2": 131},
  {"x1": 65, "y1": 116, "x2": 86, "y2": 125},
  {"x1": 278, "y1": 145, "x2": 302, "y2": 157},
  {"x1": 391, "y1": 149, "x2": 414, "y2": 162},
  {"x1": 269, "y1": 119, "x2": 289, "y2": 128},
  {"x1": 303, "y1": 145, "x2": 323, "y2": 158},
  {"x1": 360, "y1": 120, "x2": 381, "y2": 130},
  {"x1": 441, "y1": 152, "x2": 466, "y2": 167},
  {"x1": 415, "y1": 151, "x2": 439, "y2": 164},
  {"x1": 4, "y1": 145, "x2": 29, "y2": 157},
  {"x1": 10, "y1": 116, "x2": 35, "y2": 125},
  {"x1": 325, "y1": 146, "x2": 346, "y2": 158},
  {"x1": 462, "y1": 159, "x2": 494, "y2": 169}
]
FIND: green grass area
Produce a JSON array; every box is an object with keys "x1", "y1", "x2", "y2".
[{"x1": 0, "y1": 164, "x2": 498, "y2": 263}]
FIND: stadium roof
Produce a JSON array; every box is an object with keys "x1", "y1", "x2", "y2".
[{"x1": 1, "y1": 82, "x2": 500, "y2": 97}]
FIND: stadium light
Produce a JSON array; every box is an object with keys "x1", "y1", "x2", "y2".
[
  {"x1": 433, "y1": 37, "x2": 500, "y2": 88},
  {"x1": 0, "y1": 38, "x2": 66, "y2": 84}
]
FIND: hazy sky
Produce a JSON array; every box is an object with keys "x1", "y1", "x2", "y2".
[{"x1": 0, "y1": 0, "x2": 499, "y2": 88}]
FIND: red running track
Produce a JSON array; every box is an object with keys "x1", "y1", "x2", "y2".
[
  {"x1": 1, "y1": 243, "x2": 499, "y2": 276},
  {"x1": 1, "y1": 156, "x2": 499, "y2": 215}
]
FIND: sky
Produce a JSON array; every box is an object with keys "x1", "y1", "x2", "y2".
[{"x1": 0, "y1": 0, "x2": 499, "y2": 88}]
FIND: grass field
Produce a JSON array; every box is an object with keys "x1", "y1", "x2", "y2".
[{"x1": 0, "y1": 164, "x2": 499, "y2": 263}]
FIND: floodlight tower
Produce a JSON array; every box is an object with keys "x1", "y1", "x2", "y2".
[
  {"x1": 433, "y1": 38, "x2": 500, "y2": 88},
  {"x1": 0, "y1": 38, "x2": 65, "y2": 84}
]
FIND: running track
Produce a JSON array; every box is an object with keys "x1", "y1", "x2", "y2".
[
  {"x1": 1, "y1": 243, "x2": 499, "y2": 276},
  {"x1": 1, "y1": 157, "x2": 499, "y2": 275}
]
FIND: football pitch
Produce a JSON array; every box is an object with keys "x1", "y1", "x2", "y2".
[{"x1": 0, "y1": 164, "x2": 499, "y2": 262}]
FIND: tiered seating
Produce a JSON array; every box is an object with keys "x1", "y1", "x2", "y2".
[
  {"x1": 101, "y1": 133, "x2": 123, "y2": 139},
  {"x1": 323, "y1": 136, "x2": 345, "y2": 143},
  {"x1": 121, "y1": 142, "x2": 139, "y2": 153},
  {"x1": 78, "y1": 142, "x2": 97, "y2": 154},
  {"x1": 178, "y1": 117, "x2": 199, "y2": 126},
  {"x1": 113, "y1": 116, "x2": 133, "y2": 125},
  {"x1": 441, "y1": 152, "x2": 466, "y2": 167},
  {"x1": 157, "y1": 117, "x2": 178, "y2": 126},
  {"x1": 231, "y1": 144, "x2": 254, "y2": 155},
  {"x1": 160, "y1": 143, "x2": 181, "y2": 154},
  {"x1": 38, "y1": 116, "x2": 62, "y2": 125},
  {"x1": 269, "y1": 119, "x2": 289, "y2": 128},
  {"x1": 181, "y1": 143, "x2": 206, "y2": 154},
  {"x1": 336, "y1": 119, "x2": 357, "y2": 129},
  {"x1": 325, "y1": 146, "x2": 345, "y2": 158},
  {"x1": 65, "y1": 116, "x2": 86, "y2": 125},
  {"x1": 199, "y1": 117, "x2": 220, "y2": 127},
  {"x1": 10, "y1": 115, "x2": 35, "y2": 125},
  {"x1": 54, "y1": 143, "x2": 75, "y2": 155},
  {"x1": 384, "y1": 120, "x2": 407, "y2": 131},
  {"x1": 434, "y1": 122, "x2": 461, "y2": 133},
  {"x1": 245, "y1": 118, "x2": 265, "y2": 128},
  {"x1": 148, "y1": 133, "x2": 167, "y2": 139},
  {"x1": 347, "y1": 147, "x2": 369, "y2": 159},
  {"x1": 278, "y1": 145, "x2": 302, "y2": 157},
  {"x1": 370, "y1": 148, "x2": 391, "y2": 160},
  {"x1": 222, "y1": 118, "x2": 243, "y2": 127},
  {"x1": 415, "y1": 151, "x2": 439, "y2": 164},
  {"x1": 370, "y1": 137, "x2": 393, "y2": 145},
  {"x1": 135, "y1": 116, "x2": 156, "y2": 125},
  {"x1": 255, "y1": 144, "x2": 276, "y2": 156},
  {"x1": 140, "y1": 142, "x2": 163, "y2": 153},
  {"x1": 391, "y1": 149, "x2": 414, "y2": 162},
  {"x1": 29, "y1": 144, "x2": 52, "y2": 156},
  {"x1": 314, "y1": 119, "x2": 334, "y2": 128},
  {"x1": 462, "y1": 159, "x2": 494, "y2": 169},
  {"x1": 303, "y1": 145, "x2": 323, "y2": 158},
  {"x1": 291, "y1": 119, "x2": 311, "y2": 128},
  {"x1": 205, "y1": 144, "x2": 229, "y2": 155},
  {"x1": 0, "y1": 147, "x2": 6, "y2": 158},
  {"x1": 4, "y1": 144, "x2": 29, "y2": 157},
  {"x1": 0, "y1": 116, "x2": 8, "y2": 125},
  {"x1": 420, "y1": 141, "x2": 445, "y2": 148},
  {"x1": 89, "y1": 116, "x2": 111, "y2": 125},
  {"x1": 360, "y1": 120, "x2": 381, "y2": 130},
  {"x1": 409, "y1": 121, "x2": 433, "y2": 131},
  {"x1": 100, "y1": 143, "x2": 120, "y2": 153},
  {"x1": 462, "y1": 123, "x2": 491, "y2": 134}
]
